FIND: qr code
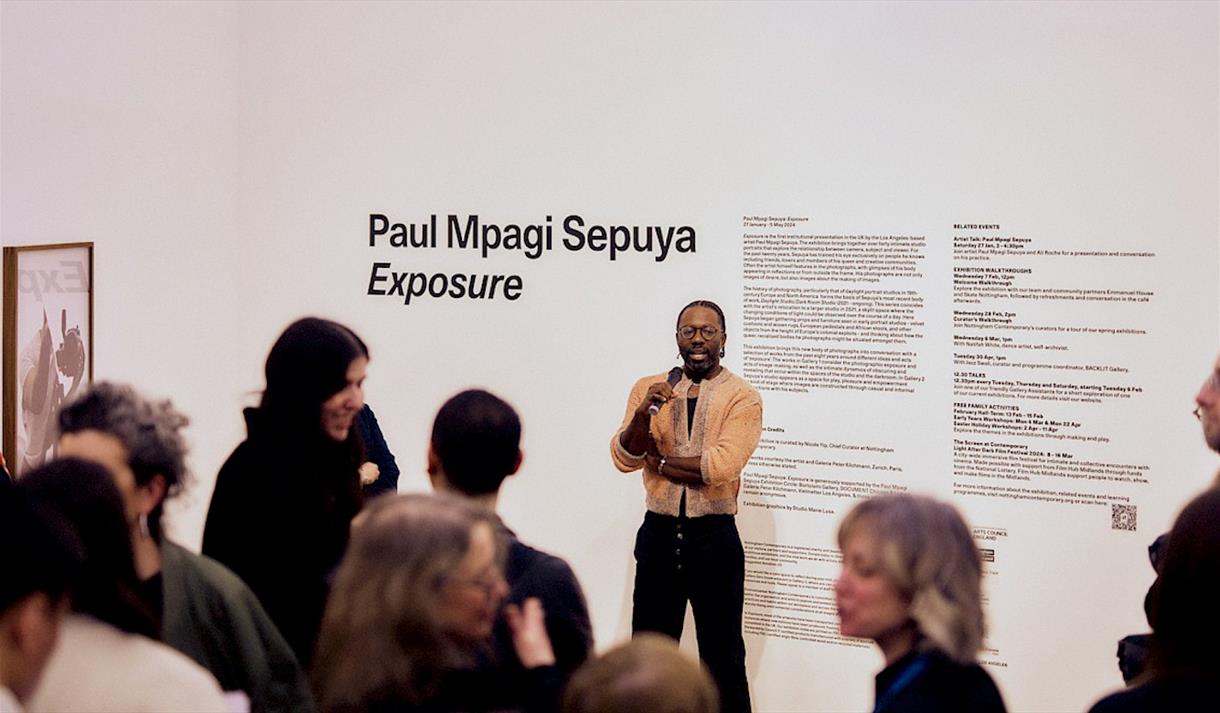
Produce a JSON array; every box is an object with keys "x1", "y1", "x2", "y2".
[{"x1": 1112, "y1": 504, "x2": 1137, "y2": 531}]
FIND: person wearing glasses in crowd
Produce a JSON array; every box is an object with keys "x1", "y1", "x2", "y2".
[
  {"x1": 1116, "y1": 352, "x2": 1220, "y2": 682},
  {"x1": 427, "y1": 389, "x2": 593, "y2": 708},
  {"x1": 1193, "y1": 353, "x2": 1220, "y2": 453},
  {"x1": 1089, "y1": 486, "x2": 1220, "y2": 711},
  {"x1": 610, "y1": 299, "x2": 762, "y2": 713},
  {"x1": 312, "y1": 494, "x2": 558, "y2": 713}
]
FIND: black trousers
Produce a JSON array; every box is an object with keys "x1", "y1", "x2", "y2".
[{"x1": 632, "y1": 511, "x2": 751, "y2": 713}]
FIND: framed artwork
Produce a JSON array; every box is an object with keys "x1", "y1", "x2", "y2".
[{"x1": 2, "y1": 243, "x2": 93, "y2": 479}]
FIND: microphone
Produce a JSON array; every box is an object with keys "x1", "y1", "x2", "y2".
[{"x1": 647, "y1": 367, "x2": 685, "y2": 416}]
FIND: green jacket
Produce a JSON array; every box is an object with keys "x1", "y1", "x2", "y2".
[{"x1": 160, "y1": 540, "x2": 316, "y2": 713}]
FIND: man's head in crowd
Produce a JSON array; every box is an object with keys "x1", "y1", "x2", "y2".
[
  {"x1": 0, "y1": 490, "x2": 81, "y2": 702},
  {"x1": 428, "y1": 389, "x2": 523, "y2": 504},
  {"x1": 1195, "y1": 354, "x2": 1220, "y2": 453}
]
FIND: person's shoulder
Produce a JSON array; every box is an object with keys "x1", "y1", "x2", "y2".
[
  {"x1": 503, "y1": 537, "x2": 589, "y2": 614},
  {"x1": 715, "y1": 368, "x2": 762, "y2": 405},
  {"x1": 217, "y1": 437, "x2": 260, "y2": 473},
  {"x1": 1089, "y1": 677, "x2": 1220, "y2": 713},
  {"x1": 162, "y1": 540, "x2": 255, "y2": 599},
  {"x1": 931, "y1": 656, "x2": 1005, "y2": 711},
  {"x1": 39, "y1": 615, "x2": 228, "y2": 711},
  {"x1": 1088, "y1": 687, "x2": 1137, "y2": 713},
  {"x1": 507, "y1": 538, "x2": 579, "y2": 583}
]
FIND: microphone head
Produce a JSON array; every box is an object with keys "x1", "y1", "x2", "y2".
[{"x1": 666, "y1": 366, "x2": 684, "y2": 385}]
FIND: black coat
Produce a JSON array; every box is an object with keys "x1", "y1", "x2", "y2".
[{"x1": 202, "y1": 408, "x2": 362, "y2": 665}]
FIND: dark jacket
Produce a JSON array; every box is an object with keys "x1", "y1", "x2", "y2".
[
  {"x1": 1088, "y1": 675, "x2": 1219, "y2": 713},
  {"x1": 494, "y1": 529, "x2": 593, "y2": 676},
  {"x1": 202, "y1": 408, "x2": 362, "y2": 665},
  {"x1": 357, "y1": 404, "x2": 400, "y2": 498},
  {"x1": 449, "y1": 525, "x2": 593, "y2": 713}
]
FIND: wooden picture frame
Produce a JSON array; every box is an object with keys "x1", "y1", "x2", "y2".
[{"x1": 2, "y1": 242, "x2": 94, "y2": 479}]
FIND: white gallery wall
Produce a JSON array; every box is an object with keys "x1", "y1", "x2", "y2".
[
  {"x1": 3, "y1": 2, "x2": 1218, "y2": 711},
  {"x1": 1, "y1": 1, "x2": 247, "y2": 529}
]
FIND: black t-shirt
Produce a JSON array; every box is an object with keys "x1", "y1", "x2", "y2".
[{"x1": 139, "y1": 571, "x2": 165, "y2": 621}]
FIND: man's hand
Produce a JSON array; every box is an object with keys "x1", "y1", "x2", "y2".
[{"x1": 634, "y1": 380, "x2": 676, "y2": 417}]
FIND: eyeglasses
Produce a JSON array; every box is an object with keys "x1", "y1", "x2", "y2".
[
  {"x1": 677, "y1": 326, "x2": 722, "y2": 340},
  {"x1": 1195, "y1": 371, "x2": 1220, "y2": 419},
  {"x1": 444, "y1": 571, "x2": 505, "y2": 599}
]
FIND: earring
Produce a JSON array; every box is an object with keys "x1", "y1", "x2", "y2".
[
  {"x1": 138, "y1": 512, "x2": 151, "y2": 540},
  {"x1": 720, "y1": 349, "x2": 725, "y2": 358}
]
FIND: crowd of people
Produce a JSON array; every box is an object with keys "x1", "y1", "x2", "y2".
[{"x1": 1, "y1": 307, "x2": 1218, "y2": 713}]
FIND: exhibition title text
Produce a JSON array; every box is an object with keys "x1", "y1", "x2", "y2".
[{"x1": 366, "y1": 213, "x2": 697, "y2": 305}]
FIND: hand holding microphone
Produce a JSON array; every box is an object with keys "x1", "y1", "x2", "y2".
[{"x1": 646, "y1": 367, "x2": 685, "y2": 416}]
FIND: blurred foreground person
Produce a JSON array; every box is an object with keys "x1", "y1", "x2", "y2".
[
  {"x1": 1089, "y1": 487, "x2": 1220, "y2": 712},
  {"x1": 1194, "y1": 352, "x2": 1220, "y2": 453},
  {"x1": 205, "y1": 317, "x2": 369, "y2": 665},
  {"x1": 428, "y1": 388, "x2": 593, "y2": 698},
  {"x1": 1116, "y1": 353, "x2": 1220, "y2": 681},
  {"x1": 19, "y1": 459, "x2": 227, "y2": 712},
  {"x1": 835, "y1": 493, "x2": 1006, "y2": 713},
  {"x1": 0, "y1": 489, "x2": 80, "y2": 712},
  {"x1": 58, "y1": 382, "x2": 313, "y2": 713},
  {"x1": 560, "y1": 633, "x2": 719, "y2": 713},
  {"x1": 312, "y1": 494, "x2": 558, "y2": 713}
]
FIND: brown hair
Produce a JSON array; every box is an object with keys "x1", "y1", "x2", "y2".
[{"x1": 561, "y1": 634, "x2": 719, "y2": 713}]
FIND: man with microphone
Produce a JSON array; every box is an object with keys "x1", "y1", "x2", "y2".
[{"x1": 610, "y1": 299, "x2": 763, "y2": 713}]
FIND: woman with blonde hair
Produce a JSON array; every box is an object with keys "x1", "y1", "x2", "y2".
[
  {"x1": 834, "y1": 493, "x2": 1006, "y2": 713},
  {"x1": 312, "y1": 494, "x2": 558, "y2": 713}
]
